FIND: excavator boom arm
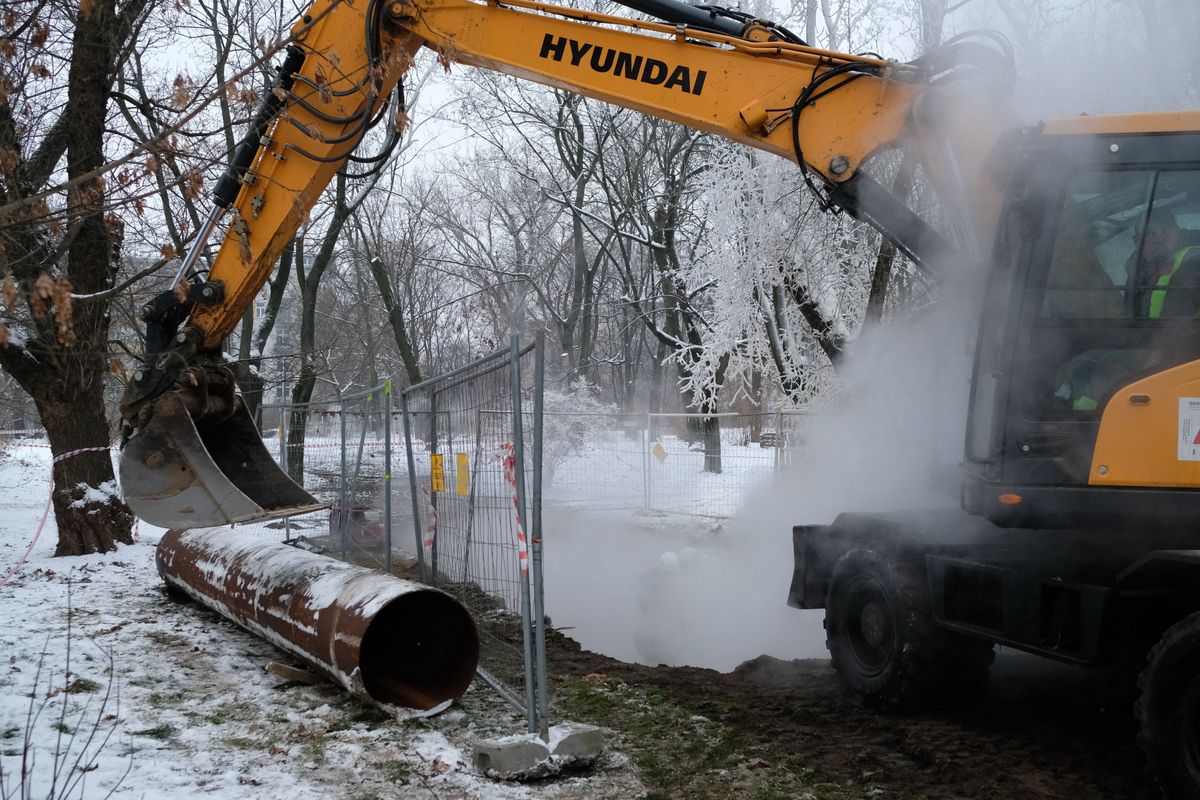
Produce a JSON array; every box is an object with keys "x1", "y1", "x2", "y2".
[
  {"x1": 188, "y1": 0, "x2": 997, "y2": 348},
  {"x1": 119, "y1": 0, "x2": 1011, "y2": 528}
]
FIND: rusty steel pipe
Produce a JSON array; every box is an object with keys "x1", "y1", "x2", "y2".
[{"x1": 156, "y1": 528, "x2": 479, "y2": 710}]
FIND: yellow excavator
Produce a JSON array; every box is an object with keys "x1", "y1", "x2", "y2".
[{"x1": 116, "y1": 0, "x2": 1200, "y2": 794}]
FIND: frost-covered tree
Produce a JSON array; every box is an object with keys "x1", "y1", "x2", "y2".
[{"x1": 685, "y1": 149, "x2": 879, "y2": 406}]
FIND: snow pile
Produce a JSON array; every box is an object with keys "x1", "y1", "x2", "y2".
[{"x1": 69, "y1": 480, "x2": 120, "y2": 509}]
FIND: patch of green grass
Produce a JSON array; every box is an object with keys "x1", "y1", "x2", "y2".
[
  {"x1": 300, "y1": 733, "x2": 327, "y2": 764},
  {"x1": 147, "y1": 689, "x2": 187, "y2": 707},
  {"x1": 348, "y1": 702, "x2": 391, "y2": 727},
  {"x1": 52, "y1": 722, "x2": 72, "y2": 734},
  {"x1": 132, "y1": 723, "x2": 176, "y2": 741},
  {"x1": 2, "y1": 725, "x2": 20, "y2": 740},
  {"x1": 556, "y1": 677, "x2": 831, "y2": 800},
  {"x1": 204, "y1": 701, "x2": 258, "y2": 726},
  {"x1": 378, "y1": 758, "x2": 411, "y2": 782}
]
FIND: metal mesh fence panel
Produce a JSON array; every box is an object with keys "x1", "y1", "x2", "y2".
[
  {"x1": 541, "y1": 411, "x2": 833, "y2": 517},
  {"x1": 541, "y1": 412, "x2": 647, "y2": 511},
  {"x1": 238, "y1": 385, "x2": 393, "y2": 573},
  {"x1": 401, "y1": 338, "x2": 546, "y2": 732},
  {"x1": 644, "y1": 412, "x2": 778, "y2": 517}
]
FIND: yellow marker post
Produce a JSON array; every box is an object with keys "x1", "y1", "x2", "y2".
[
  {"x1": 430, "y1": 453, "x2": 445, "y2": 493},
  {"x1": 456, "y1": 453, "x2": 470, "y2": 496}
]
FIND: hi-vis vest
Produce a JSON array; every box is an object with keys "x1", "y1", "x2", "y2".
[{"x1": 1148, "y1": 245, "x2": 1200, "y2": 318}]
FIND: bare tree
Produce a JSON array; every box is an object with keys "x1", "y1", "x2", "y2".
[{"x1": 0, "y1": 0, "x2": 161, "y2": 553}]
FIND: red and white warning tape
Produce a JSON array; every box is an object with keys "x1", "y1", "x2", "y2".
[
  {"x1": 498, "y1": 442, "x2": 529, "y2": 578},
  {"x1": 52, "y1": 445, "x2": 113, "y2": 463},
  {"x1": 0, "y1": 490, "x2": 54, "y2": 589},
  {"x1": 0, "y1": 441, "x2": 126, "y2": 589},
  {"x1": 419, "y1": 486, "x2": 438, "y2": 550}
]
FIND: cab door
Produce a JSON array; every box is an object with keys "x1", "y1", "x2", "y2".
[{"x1": 1000, "y1": 134, "x2": 1200, "y2": 490}]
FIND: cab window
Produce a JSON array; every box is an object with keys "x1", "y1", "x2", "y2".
[
  {"x1": 1041, "y1": 169, "x2": 1200, "y2": 319},
  {"x1": 1025, "y1": 168, "x2": 1200, "y2": 420}
]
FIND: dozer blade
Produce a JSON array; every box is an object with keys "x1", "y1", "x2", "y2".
[{"x1": 120, "y1": 391, "x2": 325, "y2": 529}]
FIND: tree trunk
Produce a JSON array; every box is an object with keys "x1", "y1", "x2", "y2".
[
  {"x1": 45, "y1": 0, "x2": 133, "y2": 554},
  {"x1": 865, "y1": 156, "x2": 916, "y2": 323},
  {"x1": 702, "y1": 417, "x2": 722, "y2": 473},
  {"x1": 235, "y1": 308, "x2": 265, "y2": 422},
  {"x1": 284, "y1": 176, "x2": 352, "y2": 484},
  {"x1": 36, "y1": 394, "x2": 133, "y2": 556},
  {"x1": 286, "y1": 363, "x2": 316, "y2": 486},
  {"x1": 367, "y1": 257, "x2": 422, "y2": 386}
]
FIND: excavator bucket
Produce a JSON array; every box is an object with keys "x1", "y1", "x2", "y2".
[{"x1": 120, "y1": 391, "x2": 325, "y2": 529}]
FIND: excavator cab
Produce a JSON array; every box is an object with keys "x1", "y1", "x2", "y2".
[{"x1": 963, "y1": 117, "x2": 1200, "y2": 529}]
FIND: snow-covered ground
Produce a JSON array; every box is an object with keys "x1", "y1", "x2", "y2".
[
  {"x1": 546, "y1": 430, "x2": 781, "y2": 518},
  {"x1": 0, "y1": 441, "x2": 640, "y2": 799}
]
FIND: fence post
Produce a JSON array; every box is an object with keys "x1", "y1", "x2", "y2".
[
  {"x1": 339, "y1": 392, "x2": 348, "y2": 562},
  {"x1": 279, "y1": 402, "x2": 292, "y2": 543},
  {"x1": 401, "y1": 391, "x2": 427, "y2": 581},
  {"x1": 643, "y1": 411, "x2": 652, "y2": 512},
  {"x1": 775, "y1": 410, "x2": 782, "y2": 471},
  {"x1": 428, "y1": 390, "x2": 439, "y2": 579},
  {"x1": 384, "y1": 379, "x2": 393, "y2": 576},
  {"x1": 509, "y1": 335, "x2": 537, "y2": 735},
  {"x1": 530, "y1": 332, "x2": 549, "y2": 739}
]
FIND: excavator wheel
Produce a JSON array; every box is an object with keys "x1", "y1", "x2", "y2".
[
  {"x1": 824, "y1": 549, "x2": 994, "y2": 711},
  {"x1": 1137, "y1": 610, "x2": 1200, "y2": 800}
]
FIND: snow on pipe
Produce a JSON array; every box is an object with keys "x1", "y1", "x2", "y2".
[{"x1": 156, "y1": 528, "x2": 479, "y2": 711}]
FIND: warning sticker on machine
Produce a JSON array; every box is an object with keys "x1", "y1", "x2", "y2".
[{"x1": 1179, "y1": 398, "x2": 1200, "y2": 460}]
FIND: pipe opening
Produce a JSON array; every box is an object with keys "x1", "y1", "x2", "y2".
[{"x1": 359, "y1": 590, "x2": 480, "y2": 709}]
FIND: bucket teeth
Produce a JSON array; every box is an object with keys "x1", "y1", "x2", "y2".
[{"x1": 120, "y1": 391, "x2": 325, "y2": 528}]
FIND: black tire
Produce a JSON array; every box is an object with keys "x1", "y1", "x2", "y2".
[
  {"x1": 1137, "y1": 611, "x2": 1200, "y2": 799},
  {"x1": 824, "y1": 549, "x2": 994, "y2": 710}
]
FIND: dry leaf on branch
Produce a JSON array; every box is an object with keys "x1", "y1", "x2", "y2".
[
  {"x1": 29, "y1": 273, "x2": 53, "y2": 319},
  {"x1": 171, "y1": 75, "x2": 189, "y2": 109},
  {"x1": 1, "y1": 274, "x2": 17, "y2": 311},
  {"x1": 51, "y1": 277, "x2": 73, "y2": 346},
  {"x1": 184, "y1": 169, "x2": 203, "y2": 200}
]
